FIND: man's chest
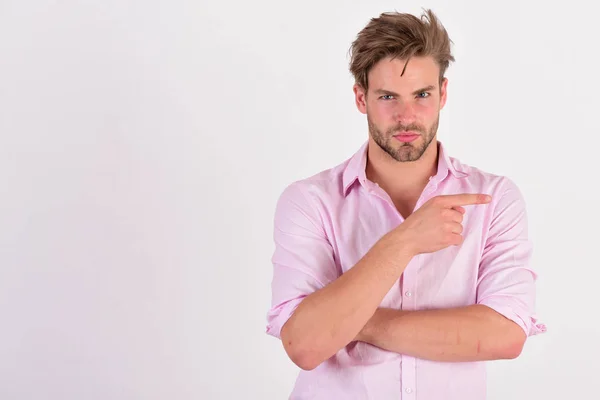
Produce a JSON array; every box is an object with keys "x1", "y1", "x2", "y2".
[{"x1": 328, "y1": 201, "x2": 488, "y2": 310}]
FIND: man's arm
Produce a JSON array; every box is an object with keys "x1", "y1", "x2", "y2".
[
  {"x1": 280, "y1": 236, "x2": 412, "y2": 370},
  {"x1": 269, "y1": 184, "x2": 491, "y2": 371},
  {"x1": 270, "y1": 183, "x2": 414, "y2": 371},
  {"x1": 355, "y1": 305, "x2": 526, "y2": 362},
  {"x1": 355, "y1": 178, "x2": 545, "y2": 363}
]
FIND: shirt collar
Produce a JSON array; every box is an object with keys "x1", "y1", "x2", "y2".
[{"x1": 342, "y1": 140, "x2": 469, "y2": 196}]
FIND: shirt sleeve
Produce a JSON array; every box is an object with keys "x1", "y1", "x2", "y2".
[
  {"x1": 476, "y1": 177, "x2": 546, "y2": 337},
  {"x1": 265, "y1": 182, "x2": 340, "y2": 340}
]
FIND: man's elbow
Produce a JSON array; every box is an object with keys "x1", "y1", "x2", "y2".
[
  {"x1": 281, "y1": 325, "x2": 323, "y2": 370},
  {"x1": 499, "y1": 329, "x2": 527, "y2": 359},
  {"x1": 287, "y1": 347, "x2": 321, "y2": 371},
  {"x1": 283, "y1": 339, "x2": 323, "y2": 370}
]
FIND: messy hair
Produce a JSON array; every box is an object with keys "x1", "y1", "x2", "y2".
[{"x1": 348, "y1": 9, "x2": 455, "y2": 90}]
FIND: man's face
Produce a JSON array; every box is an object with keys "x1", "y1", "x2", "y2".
[{"x1": 354, "y1": 56, "x2": 448, "y2": 162}]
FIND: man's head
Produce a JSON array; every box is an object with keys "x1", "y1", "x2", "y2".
[{"x1": 349, "y1": 9, "x2": 454, "y2": 162}]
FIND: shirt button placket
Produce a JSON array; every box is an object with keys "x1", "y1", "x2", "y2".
[{"x1": 400, "y1": 256, "x2": 418, "y2": 399}]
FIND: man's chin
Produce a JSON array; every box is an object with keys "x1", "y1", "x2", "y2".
[{"x1": 393, "y1": 143, "x2": 425, "y2": 162}]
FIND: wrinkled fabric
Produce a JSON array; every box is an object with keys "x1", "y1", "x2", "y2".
[{"x1": 267, "y1": 141, "x2": 545, "y2": 400}]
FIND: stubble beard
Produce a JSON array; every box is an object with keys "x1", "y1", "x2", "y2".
[{"x1": 368, "y1": 115, "x2": 439, "y2": 162}]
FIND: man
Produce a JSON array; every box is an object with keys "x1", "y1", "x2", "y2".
[{"x1": 266, "y1": 9, "x2": 545, "y2": 400}]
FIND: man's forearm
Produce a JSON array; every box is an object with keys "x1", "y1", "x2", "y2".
[
  {"x1": 355, "y1": 305, "x2": 527, "y2": 362},
  {"x1": 281, "y1": 234, "x2": 414, "y2": 370}
]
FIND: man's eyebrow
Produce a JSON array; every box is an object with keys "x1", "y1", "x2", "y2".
[
  {"x1": 373, "y1": 89, "x2": 399, "y2": 96},
  {"x1": 412, "y1": 85, "x2": 436, "y2": 95},
  {"x1": 372, "y1": 85, "x2": 436, "y2": 97}
]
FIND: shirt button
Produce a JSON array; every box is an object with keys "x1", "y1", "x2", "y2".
[
  {"x1": 405, "y1": 388, "x2": 413, "y2": 394},
  {"x1": 405, "y1": 291, "x2": 412, "y2": 297}
]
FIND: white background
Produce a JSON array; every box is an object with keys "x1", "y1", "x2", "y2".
[{"x1": 0, "y1": 0, "x2": 596, "y2": 399}]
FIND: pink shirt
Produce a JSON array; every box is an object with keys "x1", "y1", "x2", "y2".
[{"x1": 266, "y1": 140, "x2": 546, "y2": 400}]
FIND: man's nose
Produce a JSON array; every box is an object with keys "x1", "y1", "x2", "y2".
[{"x1": 393, "y1": 101, "x2": 417, "y2": 125}]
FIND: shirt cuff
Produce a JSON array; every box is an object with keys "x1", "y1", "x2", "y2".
[
  {"x1": 479, "y1": 299, "x2": 547, "y2": 337},
  {"x1": 265, "y1": 297, "x2": 305, "y2": 339}
]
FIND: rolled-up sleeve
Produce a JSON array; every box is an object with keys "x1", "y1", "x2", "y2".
[
  {"x1": 476, "y1": 178, "x2": 546, "y2": 337},
  {"x1": 265, "y1": 182, "x2": 340, "y2": 340}
]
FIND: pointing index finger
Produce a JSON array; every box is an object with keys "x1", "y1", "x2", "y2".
[{"x1": 438, "y1": 193, "x2": 492, "y2": 207}]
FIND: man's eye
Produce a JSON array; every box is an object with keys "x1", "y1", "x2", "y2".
[
  {"x1": 380, "y1": 95, "x2": 394, "y2": 100},
  {"x1": 417, "y1": 92, "x2": 430, "y2": 98}
]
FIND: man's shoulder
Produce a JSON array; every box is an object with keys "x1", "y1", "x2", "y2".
[
  {"x1": 449, "y1": 156, "x2": 525, "y2": 200},
  {"x1": 278, "y1": 157, "x2": 351, "y2": 203},
  {"x1": 272, "y1": 157, "x2": 351, "y2": 230}
]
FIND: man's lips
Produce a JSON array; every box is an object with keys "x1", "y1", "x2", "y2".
[{"x1": 393, "y1": 131, "x2": 420, "y2": 142}]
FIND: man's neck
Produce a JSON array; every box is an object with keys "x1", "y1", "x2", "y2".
[{"x1": 365, "y1": 137, "x2": 439, "y2": 198}]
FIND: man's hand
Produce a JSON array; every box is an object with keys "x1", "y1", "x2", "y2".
[
  {"x1": 278, "y1": 192, "x2": 491, "y2": 370},
  {"x1": 381, "y1": 193, "x2": 492, "y2": 256}
]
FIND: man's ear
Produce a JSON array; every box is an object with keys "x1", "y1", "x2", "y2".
[
  {"x1": 353, "y1": 83, "x2": 368, "y2": 114},
  {"x1": 439, "y1": 77, "x2": 448, "y2": 109}
]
